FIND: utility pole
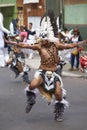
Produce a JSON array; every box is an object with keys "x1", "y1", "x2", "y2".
[
  {"x1": 59, "y1": 0, "x2": 64, "y2": 29},
  {"x1": 45, "y1": 0, "x2": 60, "y2": 16},
  {"x1": 45, "y1": 0, "x2": 64, "y2": 29}
]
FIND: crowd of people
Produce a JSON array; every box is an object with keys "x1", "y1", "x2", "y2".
[
  {"x1": 0, "y1": 12, "x2": 38, "y2": 68},
  {"x1": 9, "y1": 19, "x2": 37, "y2": 59}
]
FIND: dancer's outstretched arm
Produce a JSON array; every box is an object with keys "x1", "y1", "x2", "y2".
[
  {"x1": 17, "y1": 42, "x2": 40, "y2": 50},
  {"x1": 55, "y1": 39, "x2": 87, "y2": 50},
  {"x1": 5, "y1": 38, "x2": 40, "y2": 50}
]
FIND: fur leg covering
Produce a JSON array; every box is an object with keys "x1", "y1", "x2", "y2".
[
  {"x1": 54, "y1": 98, "x2": 69, "y2": 122},
  {"x1": 54, "y1": 102, "x2": 65, "y2": 122},
  {"x1": 25, "y1": 91, "x2": 36, "y2": 113},
  {"x1": 24, "y1": 86, "x2": 38, "y2": 113}
]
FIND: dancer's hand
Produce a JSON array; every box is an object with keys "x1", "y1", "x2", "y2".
[{"x1": 85, "y1": 39, "x2": 87, "y2": 43}]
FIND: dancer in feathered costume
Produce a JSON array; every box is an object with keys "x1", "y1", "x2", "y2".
[{"x1": 5, "y1": 10, "x2": 87, "y2": 121}]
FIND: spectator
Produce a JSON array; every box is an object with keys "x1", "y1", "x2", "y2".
[
  {"x1": 19, "y1": 25, "x2": 28, "y2": 57},
  {"x1": 61, "y1": 28, "x2": 73, "y2": 43},
  {"x1": 9, "y1": 18, "x2": 19, "y2": 35},
  {"x1": 27, "y1": 22, "x2": 36, "y2": 59},
  {"x1": 16, "y1": 25, "x2": 20, "y2": 35},
  {"x1": 19, "y1": 25, "x2": 28, "y2": 42},
  {"x1": 9, "y1": 18, "x2": 19, "y2": 53},
  {"x1": 0, "y1": 12, "x2": 10, "y2": 67},
  {"x1": 69, "y1": 27, "x2": 83, "y2": 71}
]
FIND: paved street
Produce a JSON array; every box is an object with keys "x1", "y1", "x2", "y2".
[{"x1": 0, "y1": 67, "x2": 87, "y2": 130}]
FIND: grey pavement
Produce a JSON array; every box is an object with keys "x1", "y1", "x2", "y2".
[{"x1": 25, "y1": 52, "x2": 87, "y2": 78}]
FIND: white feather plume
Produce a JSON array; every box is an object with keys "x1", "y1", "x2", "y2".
[{"x1": 39, "y1": 10, "x2": 59, "y2": 42}]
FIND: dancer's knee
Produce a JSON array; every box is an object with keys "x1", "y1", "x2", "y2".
[{"x1": 29, "y1": 79, "x2": 40, "y2": 90}]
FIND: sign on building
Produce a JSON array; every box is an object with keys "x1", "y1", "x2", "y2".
[{"x1": 23, "y1": 0, "x2": 39, "y2": 4}]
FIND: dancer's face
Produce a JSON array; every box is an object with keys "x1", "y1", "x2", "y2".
[{"x1": 41, "y1": 39, "x2": 49, "y2": 46}]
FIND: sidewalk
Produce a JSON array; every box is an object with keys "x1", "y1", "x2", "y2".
[{"x1": 25, "y1": 53, "x2": 87, "y2": 78}]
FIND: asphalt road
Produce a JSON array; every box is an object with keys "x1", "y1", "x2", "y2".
[{"x1": 0, "y1": 67, "x2": 87, "y2": 130}]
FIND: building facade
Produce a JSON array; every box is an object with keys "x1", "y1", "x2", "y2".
[
  {"x1": 0, "y1": 0, "x2": 87, "y2": 39},
  {"x1": 0, "y1": 0, "x2": 17, "y2": 29},
  {"x1": 0, "y1": 0, "x2": 45, "y2": 30},
  {"x1": 64, "y1": 0, "x2": 87, "y2": 39},
  {"x1": 16, "y1": 0, "x2": 45, "y2": 27}
]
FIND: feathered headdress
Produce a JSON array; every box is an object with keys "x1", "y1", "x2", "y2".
[{"x1": 39, "y1": 10, "x2": 59, "y2": 42}]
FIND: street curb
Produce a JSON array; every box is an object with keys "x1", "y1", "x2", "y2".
[{"x1": 62, "y1": 71, "x2": 87, "y2": 78}]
